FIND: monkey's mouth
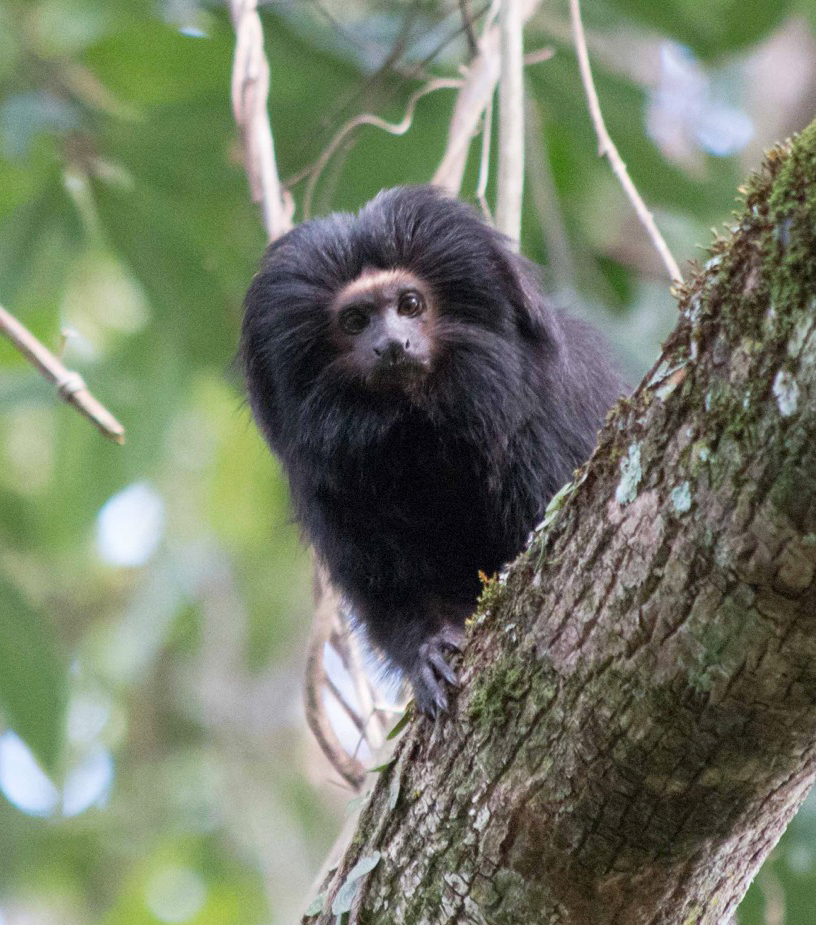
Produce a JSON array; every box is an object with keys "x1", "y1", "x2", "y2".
[{"x1": 367, "y1": 356, "x2": 430, "y2": 391}]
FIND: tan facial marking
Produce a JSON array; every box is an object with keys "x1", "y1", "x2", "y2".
[{"x1": 335, "y1": 268, "x2": 423, "y2": 305}]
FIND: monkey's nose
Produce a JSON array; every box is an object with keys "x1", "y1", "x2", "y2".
[{"x1": 374, "y1": 339, "x2": 408, "y2": 364}]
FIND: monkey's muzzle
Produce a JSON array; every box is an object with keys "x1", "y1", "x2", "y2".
[{"x1": 368, "y1": 344, "x2": 430, "y2": 392}]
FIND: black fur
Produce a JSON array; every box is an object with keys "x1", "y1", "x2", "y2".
[{"x1": 241, "y1": 186, "x2": 624, "y2": 716}]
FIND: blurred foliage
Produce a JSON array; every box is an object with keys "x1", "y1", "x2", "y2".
[
  {"x1": 0, "y1": 0, "x2": 813, "y2": 922},
  {"x1": 605, "y1": 0, "x2": 796, "y2": 59},
  {"x1": 0, "y1": 577, "x2": 65, "y2": 770}
]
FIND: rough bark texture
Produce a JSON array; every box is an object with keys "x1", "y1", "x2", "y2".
[{"x1": 305, "y1": 121, "x2": 816, "y2": 925}]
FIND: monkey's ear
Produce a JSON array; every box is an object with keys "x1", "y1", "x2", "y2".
[{"x1": 498, "y1": 247, "x2": 557, "y2": 346}]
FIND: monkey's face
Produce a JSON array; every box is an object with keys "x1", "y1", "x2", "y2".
[
  {"x1": 242, "y1": 186, "x2": 556, "y2": 451},
  {"x1": 330, "y1": 268, "x2": 435, "y2": 393}
]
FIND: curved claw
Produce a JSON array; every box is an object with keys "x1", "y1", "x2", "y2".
[
  {"x1": 427, "y1": 646, "x2": 458, "y2": 687},
  {"x1": 408, "y1": 625, "x2": 466, "y2": 718},
  {"x1": 415, "y1": 660, "x2": 448, "y2": 717}
]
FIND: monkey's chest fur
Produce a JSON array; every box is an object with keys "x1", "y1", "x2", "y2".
[{"x1": 294, "y1": 410, "x2": 541, "y2": 613}]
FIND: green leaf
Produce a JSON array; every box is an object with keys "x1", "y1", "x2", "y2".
[
  {"x1": 388, "y1": 773, "x2": 400, "y2": 811},
  {"x1": 344, "y1": 853, "x2": 382, "y2": 882},
  {"x1": 537, "y1": 481, "x2": 576, "y2": 532},
  {"x1": 304, "y1": 891, "x2": 328, "y2": 916},
  {"x1": 331, "y1": 853, "x2": 381, "y2": 915},
  {"x1": 83, "y1": 16, "x2": 231, "y2": 105},
  {"x1": 0, "y1": 178, "x2": 82, "y2": 321},
  {"x1": 368, "y1": 757, "x2": 396, "y2": 773},
  {"x1": 0, "y1": 575, "x2": 66, "y2": 771},
  {"x1": 386, "y1": 704, "x2": 413, "y2": 740},
  {"x1": 344, "y1": 792, "x2": 370, "y2": 816}
]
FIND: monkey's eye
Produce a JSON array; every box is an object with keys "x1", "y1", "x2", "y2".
[
  {"x1": 339, "y1": 307, "x2": 370, "y2": 335},
  {"x1": 397, "y1": 291, "x2": 424, "y2": 318}
]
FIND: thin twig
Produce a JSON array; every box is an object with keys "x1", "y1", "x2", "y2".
[
  {"x1": 568, "y1": 0, "x2": 683, "y2": 284},
  {"x1": 229, "y1": 0, "x2": 292, "y2": 241},
  {"x1": 286, "y1": 7, "x2": 419, "y2": 177},
  {"x1": 495, "y1": 0, "x2": 526, "y2": 244},
  {"x1": 459, "y1": 0, "x2": 480, "y2": 57},
  {"x1": 330, "y1": 609, "x2": 387, "y2": 749},
  {"x1": 476, "y1": 94, "x2": 494, "y2": 221},
  {"x1": 285, "y1": 3, "x2": 491, "y2": 192},
  {"x1": 305, "y1": 566, "x2": 367, "y2": 790},
  {"x1": 303, "y1": 78, "x2": 462, "y2": 219},
  {"x1": 524, "y1": 46, "x2": 555, "y2": 66},
  {"x1": 433, "y1": 3, "x2": 501, "y2": 196},
  {"x1": 0, "y1": 302, "x2": 125, "y2": 444},
  {"x1": 432, "y1": 0, "x2": 542, "y2": 198},
  {"x1": 325, "y1": 675, "x2": 365, "y2": 735},
  {"x1": 309, "y1": 0, "x2": 386, "y2": 54},
  {"x1": 344, "y1": 628, "x2": 385, "y2": 751}
]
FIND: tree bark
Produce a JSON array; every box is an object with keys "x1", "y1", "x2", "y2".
[{"x1": 305, "y1": 120, "x2": 816, "y2": 925}]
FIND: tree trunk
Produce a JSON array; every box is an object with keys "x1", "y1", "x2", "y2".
[{"x1": 305, "y1": 120, "x2": 816, "y2": 925}]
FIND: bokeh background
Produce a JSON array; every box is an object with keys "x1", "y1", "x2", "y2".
[{"x1": 0, "y1": 1, "x2": 814, "y2": 922}]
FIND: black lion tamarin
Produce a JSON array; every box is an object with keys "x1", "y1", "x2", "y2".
[{"x1": 241, "y1": 186, "x2": 624, "y2": 716}]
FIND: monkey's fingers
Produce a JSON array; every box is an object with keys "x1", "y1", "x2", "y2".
[
  {"x1": 413, "y1": 660, "x2": 450, "y2": 718},
  {"x1": 409, "y1": 628, "x2": 466, "y2": 717},
  {"x1": 427, "y1": 646, "x2": 458, "y2": 687}
]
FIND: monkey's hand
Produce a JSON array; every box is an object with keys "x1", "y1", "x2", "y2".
[{"x1": 408, "y1": 623, "x2": 465, "y2": 718}]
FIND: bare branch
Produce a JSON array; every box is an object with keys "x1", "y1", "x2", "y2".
[
  {"x1": 495, "y1": 0, "x2": 526, "y2": 243},
  {"x1": 0, "y1": 302, "x2": 125, "y2": 444},
  {"x1": 568, "y1": 0, "x2": 683, "y2": 284},
  {"x1": 229, "y1": 0, "x2": 292, "y2": 241}
]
